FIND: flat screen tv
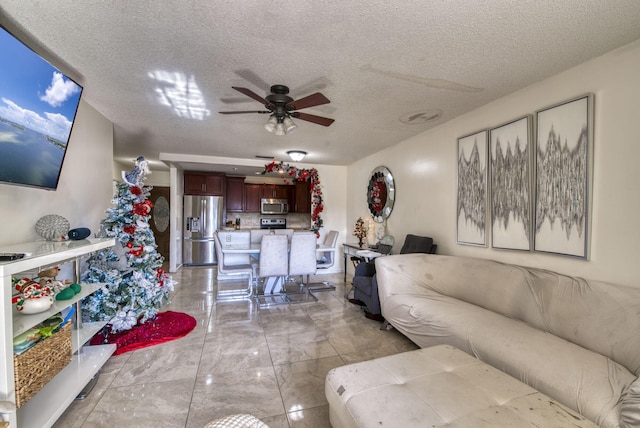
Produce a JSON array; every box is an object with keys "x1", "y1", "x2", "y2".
[{"x1": 0, "y1": 25, "x2": 83, "y2": 190}]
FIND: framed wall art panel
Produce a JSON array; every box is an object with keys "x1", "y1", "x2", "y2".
[
  {"x1": 490, "y1": 115, "x2": 532, "y2": 251},
  {"x1": 534, "y1": 94, "x2": 594, "y2": 258},
  {"x1": 456, "y1": 130, "x2": 488, "y2": 246}
]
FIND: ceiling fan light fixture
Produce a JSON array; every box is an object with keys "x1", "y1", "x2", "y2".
[
  {"x1": 221, "y1": 85, "x2": 334, "y2": 132},
  {"x1": 274, "y1": 122, "x2": 286, "y2": 136},
  {"x1": 264, "y1": 115, "x2": 277, "y2": 132},
  {"x1": 283, "y1": 116, "x2": 297, "y2": 134},
  {"x1": 287, "y1": 150, "x2": 307, "y2": 162}
]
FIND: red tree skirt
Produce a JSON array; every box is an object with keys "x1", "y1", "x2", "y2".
[{"x1": 90, "y1": 311, "x2": 197, "y2": 355}]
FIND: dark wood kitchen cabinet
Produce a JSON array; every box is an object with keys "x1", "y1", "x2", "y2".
[
  {"x1": 244, "y1": 184, "x2": 262, "y2": 212},
  {"x1": 184, "y1": 172, "x2": 225, "y2": 195},
  {"x1": 261, "y1": 184, "x2": 289, "y2": 200},
  {"x1": 294, "y1": 180, "x2": 311, "y2": 213},
  {"x1": 244, "y1": 183, "x2": 294, "y2": 212},
  {"x1": 225, "y1": 177, "x2": 245, "y2": 212}
]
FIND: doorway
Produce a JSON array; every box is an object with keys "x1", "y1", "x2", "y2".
[{"x1": 149, "y1": 186, "x2": 170, "y2": 266}]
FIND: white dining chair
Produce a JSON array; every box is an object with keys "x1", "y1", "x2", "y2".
[
  {"x1": 250, "y1": 229, "x2": 270, "y2": 244},
  {"x1": 256, "y1": 234, "x2": 289, "y2": 305},
  {"x1": 213, "y1": 232, "x2": 255, "y2": 299},
  {"x1": 287, "y1": 232, "x2": 318, "y2": 303},
  {"x1": 274, "y1": 228, "x2": 294, "y2": 241},
  {"x1": 310, "y1": 230, "x2": 339, "y2": 291},
  {"x1": 249, "y1": 229, "x2": 270, "y2": 264}
]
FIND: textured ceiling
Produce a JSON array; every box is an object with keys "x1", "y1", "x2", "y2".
[{"x1": 1, "y1": 1, "x2": 640, "y2": 171}]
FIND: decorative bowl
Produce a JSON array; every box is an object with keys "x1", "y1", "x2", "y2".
[{"x1": 35, "y1": 215, "x2": 70, "y2": 241}]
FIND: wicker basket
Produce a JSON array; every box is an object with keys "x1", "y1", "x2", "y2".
[{"x1": 14, "y1": 323, "x2": 72, "y2": 408}]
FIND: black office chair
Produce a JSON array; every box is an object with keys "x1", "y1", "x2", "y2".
[{"x1": 351, "y1": 234, "x2": 436, "y2": 321}]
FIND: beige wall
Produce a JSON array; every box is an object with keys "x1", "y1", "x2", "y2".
[
  {"x1": 0, "y1": 101, "x2": 114, "y2": 246},
  {"x1": 347, "y1": 39, "x2": 640, "y2": 287},
  {"x1": 313, "y1": 164, "x2": 348, "y2": 274},
  {"x1": 142, "y1": 170, "x2": 170, "y2": 187}
]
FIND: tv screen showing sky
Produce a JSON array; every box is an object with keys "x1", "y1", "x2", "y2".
[{"x1": 0, "y1": 25, "x2": 83, "y2": 189}]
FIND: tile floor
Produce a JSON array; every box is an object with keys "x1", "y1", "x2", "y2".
[{"x1": 53, "y1": 268, "x2": 418, "y2": 428}]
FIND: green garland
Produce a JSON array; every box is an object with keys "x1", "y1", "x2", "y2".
[{"x1": 262, "y1": 162, "x2": 323, "y2": 236}]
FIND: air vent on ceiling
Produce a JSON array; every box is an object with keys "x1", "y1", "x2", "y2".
[
  {"x1": 255, "y1": 155, "x2": 275, "y2": 160},
  {"x1": 399, "y1": 109, "x2": 443, "y2": 125}
]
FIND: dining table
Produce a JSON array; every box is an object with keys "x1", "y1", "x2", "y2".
[
  {"x1": 219, "y1": 243, "x2": 336, "y2": 295},
  {"x1": 219, "y1": 243, "x2": 336, "y2": 255},
  {"x1": 342, "y1": 243, "x2": 383, "y2": 282}
]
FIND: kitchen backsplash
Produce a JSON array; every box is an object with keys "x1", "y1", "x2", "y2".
[{"x1": 228, "y1": 212, "x2": 312, "y2": 230}]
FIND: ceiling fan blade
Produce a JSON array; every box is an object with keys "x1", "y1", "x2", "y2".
[
  {"x1": 291, "y1": 112, "x2": 335, "y2": 127},
  {"x1": 218, "y1": 110, "x2": 271, "y2": 114},
  {"x1": 286, "y1": 92, "x2": 330, "y2": 110},
  {"x1": 232, "y1": 87, "x2": 273, "y2": 106}
]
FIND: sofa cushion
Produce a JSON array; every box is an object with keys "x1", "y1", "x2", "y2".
[
  {"x1": 376, "y1": 254, "x2": 640, "y2": 376},
  {"x1": 621, "y1": 377, "x2": 640, "y2": 428},
  {"x1": 326, "y1": 345, "x2": 596, "y2": 428}
]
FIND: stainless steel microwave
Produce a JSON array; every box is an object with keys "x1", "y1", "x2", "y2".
[{"x1": 261, "y1": 198, "x2": 289, "y2": 215}]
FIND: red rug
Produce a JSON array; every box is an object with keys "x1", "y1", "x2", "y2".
[{"x1": 90, "y1": 311, "x2": 197, "y2": 355}]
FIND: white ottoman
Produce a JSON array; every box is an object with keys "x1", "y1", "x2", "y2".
[{"x1": 325, "y1": 345, "x2": 596, "y2": 427}]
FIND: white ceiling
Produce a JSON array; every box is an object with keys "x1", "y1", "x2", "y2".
[{"x1": 1, "y1": 1, "x2": 640, "y2": 172}]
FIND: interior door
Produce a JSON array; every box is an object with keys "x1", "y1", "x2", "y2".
[{"x1": 149, "y1": 186, "x2": 171, "y2": 265}]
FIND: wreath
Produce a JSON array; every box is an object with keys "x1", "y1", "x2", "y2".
[
  {"x1": 367, "y1": 171, "x2": 388, "y2": 217},
  {"x1": 262, "y1": 162, "x2": 323, "y2": 236}
]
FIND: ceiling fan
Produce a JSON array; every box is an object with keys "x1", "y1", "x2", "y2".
[{"x1": 219, "y1": 85, "x2": 335, "y2": 135}]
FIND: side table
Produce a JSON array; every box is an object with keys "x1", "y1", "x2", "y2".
[
  {"x1": 342, "y1": 243, "x2": 365, "y2": 282},
  {"x1": 343, "y1": 244, "x2": 385, "y2": 304}
]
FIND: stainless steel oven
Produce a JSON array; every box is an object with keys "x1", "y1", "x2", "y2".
[{"x1": 260, "y1": 218, "x2": 287, "y2": 229}]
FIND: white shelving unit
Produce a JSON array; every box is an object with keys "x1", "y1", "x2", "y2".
[{"x1": 0, "y1": 238, "x2": 116, "y2": 428}]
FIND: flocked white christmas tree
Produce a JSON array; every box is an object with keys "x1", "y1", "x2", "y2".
[{"x1": 81, "y1": 156, "x2": 175, "y2": 332}]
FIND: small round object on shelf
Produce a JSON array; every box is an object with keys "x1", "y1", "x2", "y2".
[{"x1": 35, "y1": 215, "x2": 70, "y2": 241}]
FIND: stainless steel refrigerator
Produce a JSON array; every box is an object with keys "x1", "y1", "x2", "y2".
[{"x1": 183, "y1": 195, "x2": 223, "y2": 265}]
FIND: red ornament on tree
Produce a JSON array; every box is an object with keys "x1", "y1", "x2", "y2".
[{"x1": 133, "y1": 202, "x2": 150, "y2": 216}]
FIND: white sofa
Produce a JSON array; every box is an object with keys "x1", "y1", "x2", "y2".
[{"x1": 326, "y1": 254, "x2": 640, "y2": 427}]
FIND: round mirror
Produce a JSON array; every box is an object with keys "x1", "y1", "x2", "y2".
[{"x1": 367, "y1": 166, "x2": 395, "y2": 222}]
